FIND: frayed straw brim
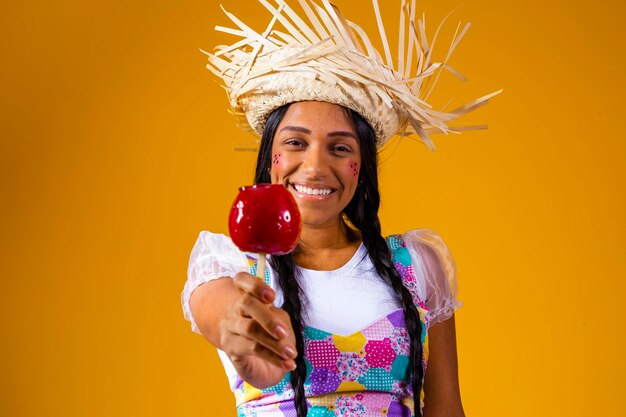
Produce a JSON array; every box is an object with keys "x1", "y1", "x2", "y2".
[{"x1": 204, "y1": 0, "x2": 501, "y2": 150}]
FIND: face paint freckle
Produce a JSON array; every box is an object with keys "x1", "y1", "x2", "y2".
[{"x1": 348, "y1": 160, "x2": 359, "y2": 177}]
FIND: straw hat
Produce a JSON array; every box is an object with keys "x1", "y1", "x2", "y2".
[{"x1": 204, "y1": 0, "x2": 500, "y2": 150}]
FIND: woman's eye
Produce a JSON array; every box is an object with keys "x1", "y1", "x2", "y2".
[
  {"x1": 285, "y1": 139, "x2": 305, "y2": 147},
  {"x1": 333, "y1": 145, "x2": 352, "y2": 153}
]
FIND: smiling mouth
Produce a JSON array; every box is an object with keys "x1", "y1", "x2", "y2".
[{"x1": 288, "y1": 182, "x2": 336, "y2": 196}]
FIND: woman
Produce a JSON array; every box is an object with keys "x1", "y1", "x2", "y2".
[
  {"x1": 182, "y1": 1, "x2": 497, "y2": 416},
  {"x1": 184, "y1": 100, "x2": 464, "y2": 416}
]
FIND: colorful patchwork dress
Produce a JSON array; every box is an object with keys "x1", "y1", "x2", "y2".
[{"x1": 182, "y1": 229, "x2": 460, "y2": 417}]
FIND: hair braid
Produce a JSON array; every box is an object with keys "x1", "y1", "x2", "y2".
[
  {"x1": 343, "y1": 109, "x2": 425, "y2": 416},
  {"x1": 270, "y1": 255, "x2": 309, "y2": 417},
  {"x1": 359, "y1": 229, "x2": 425, "y2": 415},
  {"x1": 256, "y1": 105, "x2": 309, "y2": 416}
]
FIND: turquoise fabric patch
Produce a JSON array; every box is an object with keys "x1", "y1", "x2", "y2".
[
  {"x1": 261, "y1": 372, "x2": 290, "y2": 395},
  {"x1": 386, "y1": 235, "x2": 402, "y2": 250},
  {"x1": 237, "y1": 406, "x2": 258, "y2": 417},
  {"x1": 358, "y1": 368, "x2": 394, "y2": 391},
  {"x1": 391, "y1": 355, "x2": 410, "y2": 381},
  {"x1": 308, "y1": 406, "x2": 335, "y2": 417},
  {"x1": 304, "y1": 357, "x2": 313, "y2": 380},
  {"x1": 394, "y1": 247, "x2": 412, "y2": 266},
  {"x1": 304, "y1": 326, "x2": 332, "y2": 341},
  {"x1": 387, "y1": 235, "x2": 411, "y2": 266}
]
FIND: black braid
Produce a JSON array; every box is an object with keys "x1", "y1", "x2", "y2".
[
  {"x1": 343, "y1": 108, "x2": 424, "y2": 416},
  {"x1": 255, "y1": 104, "x2": 424, "y2": 417},
  {"x1": 270, "y1": 255, "x2": 309, "y2": 417},
  {"x1": 256, "y1": 105, "x2": 309, "y2": 417}
]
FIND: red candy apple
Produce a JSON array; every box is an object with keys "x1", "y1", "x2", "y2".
[{"x1": 229, "y1": 184, "x2": 301, "y2": 257}]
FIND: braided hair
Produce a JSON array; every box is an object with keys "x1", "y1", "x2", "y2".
[{"x1": 254, "y1": 104, "x2": 424, "y2": 417}]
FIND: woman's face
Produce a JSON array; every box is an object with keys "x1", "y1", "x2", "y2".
[{"x1": 270, "y1": 101, "x2": 362, "y2": 228}]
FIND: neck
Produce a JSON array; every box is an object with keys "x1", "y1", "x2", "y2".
[
  {"x1": 294, "y1": 217, "x2": 361, "y2": 268},
  {"x1": 298, "y1": 218, "x2": 351, "y2": 249}
]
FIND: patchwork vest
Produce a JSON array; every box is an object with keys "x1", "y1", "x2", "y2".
[{"x1": 236, "y1": 235, "x2": 430, "y2": 417}]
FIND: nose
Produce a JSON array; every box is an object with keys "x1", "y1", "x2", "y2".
[{"x1": 300, "y1": 143, "x2": 329, "y2": 179}]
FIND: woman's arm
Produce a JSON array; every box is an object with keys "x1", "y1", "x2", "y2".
[
  {"x1": 189, "y1": 276, "x2": 241, "y2": 346},
  {"x1": 422, "y1": 315, "x2": 465, "y2": 417},
  {"x1": 189, "y1": 272, "x2": 298, "y2": 388}
]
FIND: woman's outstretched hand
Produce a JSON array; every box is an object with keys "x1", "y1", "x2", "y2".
[{"x1": 219, "y1": 272, "x2": 297, "y2": 389}]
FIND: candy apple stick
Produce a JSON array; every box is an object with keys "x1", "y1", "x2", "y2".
[{"x1": 256, "y1": 253, "x2": 267, "y2": 279}]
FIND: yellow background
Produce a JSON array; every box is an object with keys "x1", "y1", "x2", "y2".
[{"x1": 2, "y1": 0, "x2": 624, "y2": 416}]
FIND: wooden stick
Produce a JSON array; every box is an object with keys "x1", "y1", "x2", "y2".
[{"x1": 256, "y1": 252, "x2": 266, "y2": 279}]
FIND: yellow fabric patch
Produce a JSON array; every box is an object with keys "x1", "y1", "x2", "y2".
[
  {"x1": 332, "y1": 332, "x2": 367, "y2": 352},
  {"x1": 336, "y1": 380, "x2": 366, "y2": 393},
  {"x1": 403, "y1": 395, "x2": 415, "y2": 416},
  {"x1": 242, "y1": 382, "x2": 263, "y2": 402},
  {"x1": 307, "y1": 393, "x2": 342, "y2": 407}
]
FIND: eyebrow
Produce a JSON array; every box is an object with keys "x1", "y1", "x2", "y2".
[
  {"x1": 280, "y1": 126, "x2": 357, "y2": 139},
  {"x1": 280, "y1": 126, "x2": 311, "y2": 134},
  {"x1": 327, "y1": 130, "x2": 357, "y2": 139}
]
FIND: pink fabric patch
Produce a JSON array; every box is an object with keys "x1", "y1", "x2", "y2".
[
  {"x1": 306, "y1": 340, "x2": 341, "y2": 368},
  {"x1": 361, "y1": 392, "x2": 392, "y2": 417},
  {"x1": 361, "y1": 317, "x2": 394, "y2": 340},
  {"x1": 364, "y1": 339, "x2": 397, "y2": 368}
]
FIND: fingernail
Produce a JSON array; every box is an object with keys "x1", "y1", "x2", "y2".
[
  {"x1": 262, "y1": 290, "x2": 273, "y2": 302},
  {"x1": 284, "y1": 345, "x2": 296, "y2": 358},
  {"x1": 284, "y1": 360, "x2": 296, "y2": 371},
  {"x1": 274, "y1": 325, "x2": 287, "y2": 339}
]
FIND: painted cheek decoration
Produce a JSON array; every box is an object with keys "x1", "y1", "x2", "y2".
[
  {"x1": 349, "y1": 161, "x2": 359, "y2": 177},
  {"x1": 273, "y1": 153, "x2": 281, "y2": 165}
]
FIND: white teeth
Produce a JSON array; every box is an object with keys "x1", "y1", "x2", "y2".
[{"x1": 293, "y1": 184, "x2": 332, "y2": 196}]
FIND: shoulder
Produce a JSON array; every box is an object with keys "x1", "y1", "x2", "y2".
[
  {"x1": 193, "y1": 230, "x2": 236, "y2": 251},
  {"x1": 188, "y1": 231, "x2": 250, "y2": 275},
  {"x1": 388, "y1": 229, "x2": 461, "y2": 326},
  {"x1": 400, "y1": 229, "x2": 456, "y2": 292},
  {"x1": 385, "y1": 229, "x2": 454, "y2": 275}
]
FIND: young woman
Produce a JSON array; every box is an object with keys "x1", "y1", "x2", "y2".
[
  {"x1": 182, "y1": 1, "x2": 497, "y2": 416},
  {"x1": 183, "y1": 101, "x2": 463, "y2": 417}
]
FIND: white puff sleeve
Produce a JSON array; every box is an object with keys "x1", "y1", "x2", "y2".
[
  {"x1": 403, "y1": 229, "x2": 461, "y2": 327},
  {"x1": 181, "y1": 231, "x2": 249, "y2": 334}
]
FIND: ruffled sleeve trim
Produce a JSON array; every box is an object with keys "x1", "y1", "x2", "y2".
[
  {"x1": 403, "y1": 229, "x2": 462, "y2": 327},
  {"x1": 181, "y1": 231, "x2": 249, "y2": 334}
]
